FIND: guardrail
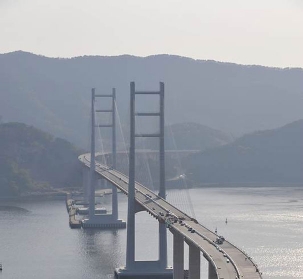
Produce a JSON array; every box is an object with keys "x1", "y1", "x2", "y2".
[{"x1": 225, "y1": 241, "x2": 263, "y2": 278}]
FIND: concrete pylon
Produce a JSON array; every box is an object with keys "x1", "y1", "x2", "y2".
[
  {"x1": 116, "y1": 82, "x2": 172, "y2": 278},
  {"x1": 82, "y1": 88, "x2": 125, "y2": 229}
]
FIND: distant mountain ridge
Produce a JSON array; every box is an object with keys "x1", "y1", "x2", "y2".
[
  {"x1": 184, "y1": 120, "x2": 303, "y2": 185},
  {"x1": 0, "y1": 51, "x2": 302, "y2": 148}
]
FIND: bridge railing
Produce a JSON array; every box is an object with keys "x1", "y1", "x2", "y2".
[{"x1": 224, "y1": 240, "x2": 263, "y2": 278}]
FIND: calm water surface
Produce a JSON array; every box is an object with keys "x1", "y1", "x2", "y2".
[{"x1": 0, "y1": 187, "x2": 302, "y2": 279}]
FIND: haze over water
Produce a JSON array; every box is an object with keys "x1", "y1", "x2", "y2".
[{"x1": 0, "y1": 186, "x2": 302, "y2": 279}]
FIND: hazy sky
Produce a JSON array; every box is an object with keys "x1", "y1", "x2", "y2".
[{"x1": 1, "y1": 0, "x2": 302, "y2": 68}]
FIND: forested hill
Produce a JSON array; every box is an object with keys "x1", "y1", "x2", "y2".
[
  {"x1": 0, "y1": 51, "x2": 302, "y2": 148},
  {"x1": 184, "y1": 120, "x2": 303, "y2": 185},
  {"x1": 0, "y1": 122, "x2": 82, "y2": 196}
]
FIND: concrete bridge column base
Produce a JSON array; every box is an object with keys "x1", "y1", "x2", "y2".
[
  {"x1": 82, "y1": 215, "x2": 126, "y2": 229},
  {"x1": 115, "y1": 261, "x2": 173, "y2": 279}
]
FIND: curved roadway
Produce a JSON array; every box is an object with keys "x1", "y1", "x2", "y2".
[{"x1": 79, "y1": 153, "x2": 262, "y2": 279}]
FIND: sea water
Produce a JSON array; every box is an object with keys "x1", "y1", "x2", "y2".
[{"x1": 0, "y1": 186, "x2": 302, "y2": 279}]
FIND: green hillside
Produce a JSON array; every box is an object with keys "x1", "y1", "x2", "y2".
[
  {"x1": 184, "y1": 120, "x2": 303, "y2": 185},
  {"x1": 0, "y1": 122, "x2": 82, "y2": 196}
]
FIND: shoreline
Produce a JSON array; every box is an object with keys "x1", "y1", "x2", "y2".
[
  {"x1": 0, "y1": 189, "x2": 70, "y2": 202},
  {"x1": 0, "y1": 188, "x2": 114, "y2": 202}
]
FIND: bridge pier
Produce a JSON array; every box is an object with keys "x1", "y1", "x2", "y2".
[
  {"x1": 188, "y1": 244, "x2": 200, "y2": 279},
  {"x1": 115, "y1": 261, "x2": 173, "y2": 279},
  {"x1": 173, "y1": 233, "x2": 184, "y2": 279},
  {"x1": 208, "y1": 261, "x2": 217, "y2": 279},
  {"x1": 75, "y1": 174, "x2": 107, "y2": 215}
]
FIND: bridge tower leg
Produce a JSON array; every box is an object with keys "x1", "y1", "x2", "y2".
[
  {"x1": 111, "y1": 88, "x2": 118, "y2": 220},
  {"x1": 115, "y1": 82, "x2": 172, "y2": 278},
  {"x1": 82, "y1": 88, "x2": 125, "y2": 229},
  {"x1": 159, "y1": 82, "x2": 168, "y2": 268},
  {"x1": 82, "y1": 167, "x2": 90, "y2": 204},
  {"x1": 125, "y1": 82, "x2": 136, "y2": 269},
  {"x1": 88, "y1": 88, "x2": 96, "y2": 220}
]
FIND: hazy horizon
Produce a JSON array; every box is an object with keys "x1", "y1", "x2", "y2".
[
  {"x1": 1, "y1": 0, "x2": 302, "y2": 68},
  {"x1": 2, "y1": 50, "x2": 303, "y2": 70}
]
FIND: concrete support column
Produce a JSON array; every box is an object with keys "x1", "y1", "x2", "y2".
[
  {"x1": 89, "y1": 88, "x2": 96, "y2": 219},
  {"x1": 112, "y1": 88, "x2": 118, "y2": 220},
  {"x1": 189, "y1": 244, "x2": 200, "y2": 279},
  {"x1": 112, "y1": 183, "x2": 118, "y2": 219},
  {"x1": 158, "y1": 82, "x2": 167, "y2": 268},
  {"x1": 126, "y1": 82, "x2": 136, "y2": 269},
  {"x1": 159, "y1": 222, "x2": 167, "y2": 268},
  {"x1": 208, "y1": 261, "x2": 216, "y2": 279},
  {"x1": 108, "y1": 178, "x2": 118, "y2": 219},
  {"x1": 82, "y1": 167, "x2": 90, "y2": 203},
  {"x1": 173, "y1": 233, "x2": 184, "y2": 279}
]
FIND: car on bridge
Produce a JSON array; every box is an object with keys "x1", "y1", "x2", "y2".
[{"x1": 215, "y1": 237, "x2": 224, "y2": 244}]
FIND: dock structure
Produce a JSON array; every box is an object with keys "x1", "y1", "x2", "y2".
[
  {"x1": 66, "y1": 193, "x2": 82, "y2": 228},
  {"x1": 66, "y1": 194, "x2": 73, "y2": 211},
  {"x1": 69, "y1": 207, "x2": 82, "y2": 228},
  {"x1": 77, "y1": 207, "x2": 107, "y2": 215}
]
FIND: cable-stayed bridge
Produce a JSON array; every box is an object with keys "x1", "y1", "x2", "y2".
[
  {"x1": 73, "y1": 82, "x2": 263, "y2": 279},
  {"x1": 79, "y1": 153, "x2": 262, "y2": 279}
]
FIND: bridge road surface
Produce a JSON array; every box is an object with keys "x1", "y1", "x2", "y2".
[{"x1": 79, "y1": 153, "x2": 262, "y2": 279}]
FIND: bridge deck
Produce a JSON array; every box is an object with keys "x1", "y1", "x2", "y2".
[{"x1": 79, "y1": 153, "x2": 262, "y2": 279}]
